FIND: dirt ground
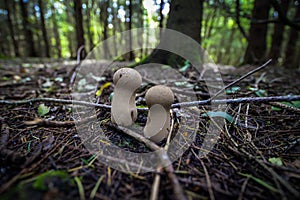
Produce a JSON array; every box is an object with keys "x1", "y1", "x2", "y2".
[{"x1": 0, "y1": 58, "x2": 299, "y2": 200}]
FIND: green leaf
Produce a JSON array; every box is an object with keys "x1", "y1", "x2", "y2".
[
  {"x1": 179, "y1": 61, "x2": 191, "y2": 72},
  {"x1": 291, "y1": 101, "x2": 300, "y2": 108},
  {"x1": 201, "y1": 111, "x2": 234, "y2": 123},
  {"x1": 109, "y1": 92, "x2": 114, "y2": 101},
  {"x1": 255, "y1": 89, "x2": 268, "y2": 97},
  {"x1": 74, "y1": 177, "x2": 85, "y2": 200},
  {"x1": 271, "y1": 106, "x2": 282, "y2": 111},
  {"x1": 268, "y1": 157, "x2": 283, "y2": 166},
  {"x1": 38, "y1": 104, "x2": 50, "y2": 117},
  {"x1": 33, "y1": 170, "x2": 68, "y2": 190},
  {"x1": 226, "y1": 86, "x2": 241, "y2": 94},
  {"x1": 238, "y1": 172, "x2": 279, "y2": 193}
]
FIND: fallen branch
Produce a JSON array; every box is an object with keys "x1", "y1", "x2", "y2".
[
  {"x1": 1, "y1": 95, "x2": 300, "y2": 112},
  {"x1": 107, "y1": 123, "x2": 187, "y2": 200},
  {"x1": 208, "y1": 59, "x2": 272, "y2": 101}
]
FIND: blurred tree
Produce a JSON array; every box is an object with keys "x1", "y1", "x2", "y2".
[
  {"x1": 284, "y1": 3, "x2": 300, "y2": 68},
  {"x1": 33, "y1": 2, "x2": 42, "y2": 56},
  {"x1": 4, "y1": 0, "x2": 20, "y2": 56},
  {"x1": 51, "y1": 3, "x2": 62, "y2": 57},
  {"x1": 38, "y1": 0, "x2": 50, "y2": 57},
  {"x1": 19, "y1": 0, "x2": 37, "y2": 57},
  {"x1": 128, "y1": 0, "x2": 134, "y2": 60},
  {"x1": 244, "y1": 0, "x2": 270, "y2": 64},
  {"x1": 65, "y1": 1, "x2": 75, "y2": 58},
  {"x1": 268, "y1": 0, "x2": 290, "y2": 64},
  {"x1": 85, "y1": 0, "x2": 95, "y2": 51},
  {"x1": 74, "y1": 0, "x2": 86, "y2": 59},
  {"x1": 145, "y1": 0, "x2": 204, "y2": 66},
  {"x1": 99, "y1": 0, "x2": 110, "y2": 58}
]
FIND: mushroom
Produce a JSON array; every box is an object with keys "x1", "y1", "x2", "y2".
[
  {"x1": 143, "y1": 85, "x2": 174, "y2": 143},
  {"x1": 111, "y1": 68, "x2": 142, "y2": 126}
]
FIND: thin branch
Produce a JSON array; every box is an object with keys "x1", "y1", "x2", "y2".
[
  {"x1": 171, "y1": 95, "x2": 300, "y2": 109},
  {"x1": 208, "y1": 59, "x2": 272, "y2": 101},
  {"x1": 1, "y1": 95, "x2": 300, "y2": 112},
  {"x1": 107, "y1": 123, "x2": 187, "y2": 200}
]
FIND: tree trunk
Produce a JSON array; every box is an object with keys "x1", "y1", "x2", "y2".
[
  {"x1": 33, "y1": 4, "x2": 42, "y2": 57},
  {"x1": 283, "y1": 4, "x2": 300, "y2": 68},
  {"x1": 268, "y1": 0, "x2": 290, "y2": 65},
  {"x1": 19, "y1": 0, "x2": 37, "y2": 57},
  {"x1": 85, "y1": 0, "x2": 94, "y2": 51},
  {"x1": 244, "y1": 0, "x2": 270, "y2": 64},
  {"x1": 145, "y1": 0, "x2": 203, "y2": 66},
  {"x1": 128, "y1": 0, "x2": 134, "y2": 60},
  {"x1": 65, "y1": 3, "x2": 75, "y2": 58},
  {"x1": 4, "y1": 0, "x2": 20, "y2": 57},
  {"x1": 38, "y1": 0, "x2": 50, "y2": 57},
  {"x1": 51, "y1": 4, "x2": 62, "y2": 58},
  {"x1": 74, "y1": 0, "x2": 86, "y2": 59},
  {"x1": 159, "y1": 0, "x2": 164, "y2": 37},
  {"x1": 99, "y1": 0, "x2": 110, "y2": 59}
]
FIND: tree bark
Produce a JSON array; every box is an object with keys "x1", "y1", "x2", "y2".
[
  {"x1": 145, "y1": 0, "x2": 204, "y2": 66},
  {"x1": 99, "y1": 0, "x2": 110, "y2": 59},
  {"x1": 244, "y1": 0, "x2": 271, "y2": 64},
  {"x1": 74, "y1": 0, "x2": 86, "y2": 59},
  {"x1": 283, "y1": 4, "x2": 300, "y2": 68},
  {"x1": 159, "y1": 0, "x2": 165, "y2": 37},
  {"x1": 38, "y1": 0, "x2": 50, "y2": 57},
  {"x1": 128, "y1": 0, "x2": 134, "y2": 60},
  {"x1": 4, "y1": 0, "x2": 20, "y2": 57},
  {"x1": 85, "y1": 0, "x2": 95, "y2": 51},
  {"x1": 268, "y1": 0, "x2": 290, "y2": 64},
  {"x1": 65, "y1": 3, "x2": 75, "y2": 58},
  {"x1": 33, "y1": 4, "x2": 42, "y2": 57},
  {"x1": 19, "y1": 0, "x2": 37, "y2": 57},
  {"x1": 51, "y1": 4, "x2": 62, "y2": 58}
]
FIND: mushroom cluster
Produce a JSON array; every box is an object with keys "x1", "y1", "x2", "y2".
[{"x1": 111, "y1": 68, "x2": 174, "y2": 143}]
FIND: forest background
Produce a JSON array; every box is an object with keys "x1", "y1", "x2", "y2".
[{"x1": 0, "y1": 0, "x2": 299, "y2": 68}]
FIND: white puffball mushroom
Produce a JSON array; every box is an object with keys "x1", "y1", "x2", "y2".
[
  {"x1": 143, "y1": 85, "x2": 174, "y2": 143},
  {"x1": 111, "y1": 68, "x2": 142, "y2": 126}
]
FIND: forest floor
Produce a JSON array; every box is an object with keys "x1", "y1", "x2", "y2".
[{"x1": 0, "y1": 58, "x2": 299, "y2": 200}]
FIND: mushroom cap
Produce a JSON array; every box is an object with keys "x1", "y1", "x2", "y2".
[
  {"x1": 113, "y1": 68, "x2": 142, "y2": 88},
  {"x1": 145, "y1": 85, "x2": 174, "y2": 107}
]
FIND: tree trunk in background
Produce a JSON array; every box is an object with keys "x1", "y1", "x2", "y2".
[
  {"x1": 128, "y1": 0, "x2": 134, "y2": 60},
  {"x1": 33, "y1": 5, "x2": 42, "y2": 57},
  {"x1": 99, "y1": 0, "x2": 110, "y2": 59},
  {"x1": 51, "y1": 4, "x2": 62, "y2": 58},
  {"x1": 244, "y1": 0, "x2": 270, "y2": 64},
  {"x1": 19, "y1": 0, "x2": 37, "y2": 57},
  {"x1": 145, "y1": 0, "x2": 203, "y2": 66},
  {"x1": 159, "y1": 0, "x2": 164, "y2": 36},
  {"x1": 268, "y1": 0, "x2": 290, "y2": 65},
  {"x1": 85, "y1": 0, "x2": 95, "y2": 51},
  {"x1": 112, "y1": 1, "x2": 119, "y2": 56},
  {"x1": 38, "y1": 0, "x2": 50, "y2": 57},
  {"x1": 283, "y1": 4, "x2": 300, "y2": 68},
  {"x1": 4, "y1": 0, "x2": 20, "y2": 57},
  {"x1": 74, "y1": 0, "x2": 86, "y2": 59},
  {"x1": 65, "y1": 3, "x2": 75, "y2": 58},
  {"x1": 137, "y1": 0, "x2": 144, "y2": 57}
]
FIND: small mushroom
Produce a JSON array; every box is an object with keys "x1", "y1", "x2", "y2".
[
  {"x1": 143, "y1": 85, "x2": 174, "y2": 143},
  {"x1": 111, "y1": 68, "x2": 142, "y2": 126}
]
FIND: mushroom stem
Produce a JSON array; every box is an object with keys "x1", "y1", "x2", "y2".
[
  {"x1": 144, "y1": 85, "x2": 174, "y2": 143},
  {"x1": 111, "y1": 68, "x2": 142, "y2": 126}
]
